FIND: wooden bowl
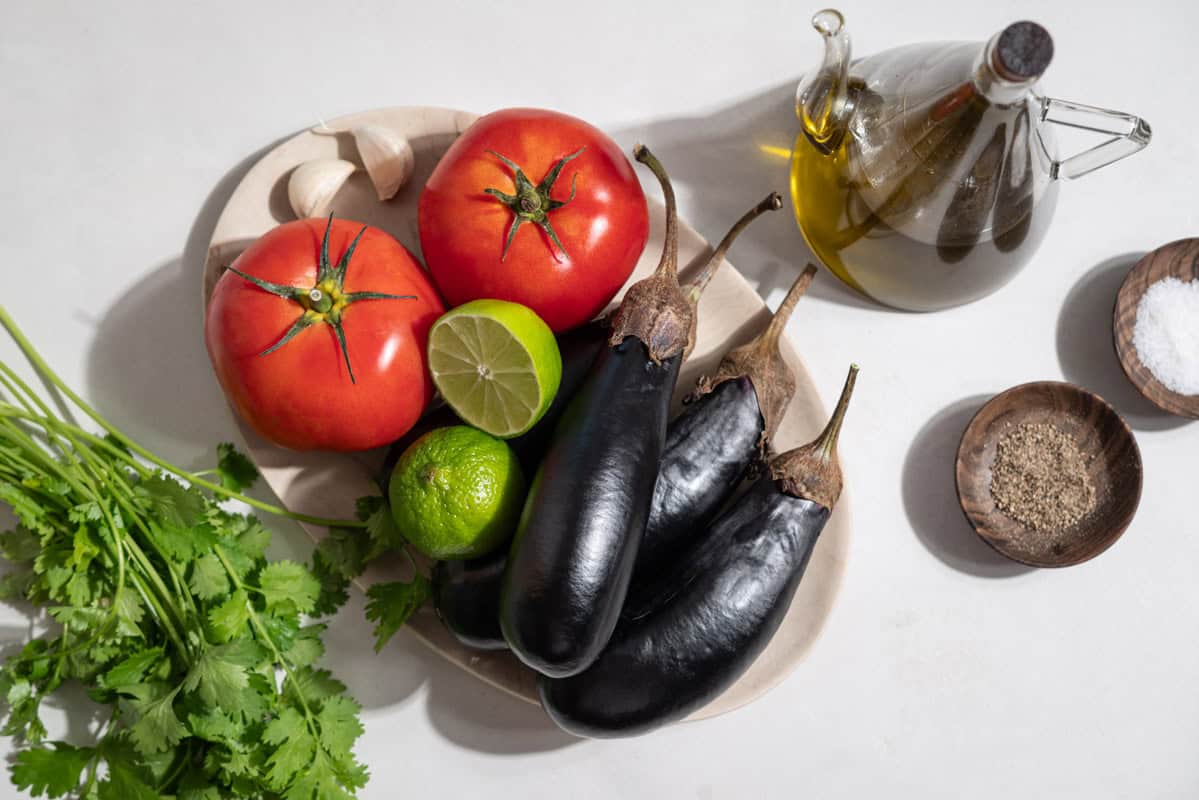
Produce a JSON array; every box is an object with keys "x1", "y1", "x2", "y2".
[
  {"x1": 1113, "y1": 238, "x2": 1199, "y2": 418},
  {"x1": 955, "y1": 381, "x2": 1142, "y2": 568}
]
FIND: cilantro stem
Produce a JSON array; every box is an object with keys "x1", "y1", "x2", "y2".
[
  {"x1": 1, "y1": 395, "x2": 193, "y2": 657},
  {"x1": 0, "y1": 305, "x2": 367, "y2": 530},
  {"x1": 0, "y1": 418, "x2": 141, "y2": 663},
  {"x1": 212, "y1": 546, "x2": 320, "y2": 728}
]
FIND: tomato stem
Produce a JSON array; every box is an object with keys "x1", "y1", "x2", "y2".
[
  {"x1": 224, "y1": 215, "x2": 416, "y2": 383},
  {"x1": 483, "y1": 147, "x2": 585, "y2": 262}
]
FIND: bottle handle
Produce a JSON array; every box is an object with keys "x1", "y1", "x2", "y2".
[{"x1": 1039, "y1": 97, "x2": 1152, "y2": 180}]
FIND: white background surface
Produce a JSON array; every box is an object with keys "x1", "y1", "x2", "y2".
[{"x1": 2, "y1": 1, "x2": 1198, "y2": 797}]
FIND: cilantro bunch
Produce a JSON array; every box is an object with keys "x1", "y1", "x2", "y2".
[{"x1": 0, "y1": 306, "x2": 423, "y2": 798}]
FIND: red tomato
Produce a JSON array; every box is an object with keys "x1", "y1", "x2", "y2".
[
  {"x1": 418, "y1": 108, "x2": 649, "y2": 332},
  {"x1": 205, "y1": 217, "x2": 445, "y2": 452}
]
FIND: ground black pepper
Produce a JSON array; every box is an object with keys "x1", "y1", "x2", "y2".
[{"x1": 990, "y1": 422, "x2": 1097, "y2": 533}]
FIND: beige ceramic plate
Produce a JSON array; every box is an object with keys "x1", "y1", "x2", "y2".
[{"x1": 201, "y1": 106, "x2": 850, "y2": 722}]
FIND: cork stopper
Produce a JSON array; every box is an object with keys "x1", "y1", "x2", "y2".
[{"x1": 993, "y1": 21, "x2": 1054, "y2": 82}]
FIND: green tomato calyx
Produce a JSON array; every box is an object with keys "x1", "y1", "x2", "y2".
[
  {"x1": 483, "y1": 147, "x2": 586, "y2": 262},
  {"x1": 225, "y1": 214, "x2": 415, "y2": 384}
]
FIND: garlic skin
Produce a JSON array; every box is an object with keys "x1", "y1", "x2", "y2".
[
  {"x1": 287, "y1": 158, "x2": 356, "y2": 219},
  {"x1": 314, "y1": 124, "x2": 414, "y2": 201},
  {"x1": 352, "y1": 125, "x2": 415, "y2": 201}
]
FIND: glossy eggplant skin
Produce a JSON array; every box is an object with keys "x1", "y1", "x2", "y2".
[
  {"x1": 432, "y1": 550, "x2": 507, "y2": 650},
  {"x1": 500, "y1": 337, "x2": 682, "y2": 677},
  {"x1": 539, "y1": 474, "x2": 829, "y2": 738},
  {"x1": 629, "y1": 376, "x2": 763, "y2": 602}
]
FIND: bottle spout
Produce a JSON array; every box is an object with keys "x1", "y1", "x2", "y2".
[{"x1": 796, "y1": 8, "x2": 853, "y2": 153}]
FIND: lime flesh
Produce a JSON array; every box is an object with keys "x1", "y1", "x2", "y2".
[{"x1": 427, "y1": 300, "x2": 562, "y2": 438}]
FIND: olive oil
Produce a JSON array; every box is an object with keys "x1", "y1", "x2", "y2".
[{"x1": 790, "y1": 127, "x2": 1058, "y2": 312}]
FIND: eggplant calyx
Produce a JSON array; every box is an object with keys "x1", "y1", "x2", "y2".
[
  {"x1": 225, "y1": 214, "x2": 415, "y2": 384},
  {"x1": 691, "y1": 264, "x2": 818, "y2": 444},
  {"x1": 608, "y1": 145, "x2": 693, "y2": 362},
  {"x1": 769, "y1": 363, "x2": 858, "y2": 508},
  {"x1": 483, "y1": 147, "x2": 586, "y2": 262},
  {"x1": 606, "y1": 275, "x2": 693, "y2": 362}
]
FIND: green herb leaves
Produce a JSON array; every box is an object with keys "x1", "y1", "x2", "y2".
[
  {"x1": 365, "y1": 575, "x2": 433, "y2": 652},
  {"x1": 11, "y1": 742, "x2": 93, "y2": 798},
  {"x1": 0, "y1": 306, "x2": 446, "y2": 800},
  {"x1": 0, "y1": 436, "x2": 368, "y2": 798}
]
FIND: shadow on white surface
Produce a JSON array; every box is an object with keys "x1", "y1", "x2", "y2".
[
  {"x1": 84, "y1": 257, "x2": 231, "y2": 467},
  {"x1": 322, "y1": 590, "x2": 578, "y2": 754},
  {"x1": 612, "y1": 80, "x2": 891, "y2": 313},
  {"x1": 83, "y1": 141, "x2": 285, "y2": 467},
  {"x1": 903, "y1": 396, "x2": 1033, "y2": 578},
  {"x1": 421, "y1": 660, "x2": 579, "y2": 754},
  {"x1": 1056, "y1": 254, "x2": 1191, "y2": 432}
]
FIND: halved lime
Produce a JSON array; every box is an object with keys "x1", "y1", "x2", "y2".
[{"x1": 427, "y1": 299, "x2": 562, "y2": 438}]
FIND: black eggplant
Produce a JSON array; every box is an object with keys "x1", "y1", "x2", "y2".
[
  {"x1": 499, "y1": 145, "x2": 694, "y2": 677},
  {"x1": 629, "y1": 262, "x2": 819, "y2": 610},
  {"x1": 431, "y1": 549, "x2": 507, "y2": 650},
  {"x1": 539, "y1": 364, "x2": 858, "y2": 737},
  {"x1": 433, "y1": 195, "x2": 785, "y2": 655},
  {"x1": 377, "y1": 320, "x2": 608, "y2": 488}
]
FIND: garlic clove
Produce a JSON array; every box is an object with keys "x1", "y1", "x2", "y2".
[
  {"x1": 352, "y1": 125, "x2": 415, "y2": 201},
  {"x1": 310, "y1": 122, "x2": 415, "y2": 201},
  {"x1": 288, "y1": 158, "x2": 357, "y2": 219}
]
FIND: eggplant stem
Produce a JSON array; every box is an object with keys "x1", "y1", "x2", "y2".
[
  {"x1": 686, "y1": 192, "x2": 784, "y2": 304},
  {"x1": 633, "y1": 145, "x2": 679, "y2": 280},
  {"x1": 759, "y1": 263, "x2": 818, "y2": 350},
  {"x1": 815, "y1": 363, "x2": 858, "y2": 457}
]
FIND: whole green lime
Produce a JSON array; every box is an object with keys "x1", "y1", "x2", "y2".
[{"x1": 388, "y1": 425, "x2": 526, "y2": 559}]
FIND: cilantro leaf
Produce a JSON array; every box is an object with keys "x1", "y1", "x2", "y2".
[
  {"x1": 181, "y1": 643, "x2": 255, "y2": 711},
  {"x1": 113, "y1": 589, "x2": 145, "y2": 639},
  {"x1": 99, "y1": 647, "x2": 164, "y2": 690},
  {"x1": 288, "y1": 749, "x2": 363, "y2": 800},
  {"x1": 263, "y1": 707, "x2": 315, "y2": 791},
  {"x1": 207, "y1": 589, "x2": 250, "y2": 643},
  {"x1": 316, "y1": 695, "x2": 364, "y2": 755},
  {"x1": 188, "y1": 553, "x2": 229, "y2": 600},
  {"x1": 126, "y1": 685, "x2": 185, "y2": 756},
  {"x1": 311, "y1": 528, "x2": 372, "y2": 616},
  {"x1": 216, "y1": 442, "x2": 259, "y2": 493},
  {"x1": 186, "y1": 708, "x2": 242, "y2": 744},
  {"x1": 364, "y1": 575, "x2": 431, "y2": 652},
  {"x1": 356, "y1": 495, "x2": 403, "y2": 555},
  {"x1": 10, "y1": 742, "x2": 93, "y2": 798},
  {"x1": 179, "y1": 778, "x2": 223, "y2": 800},
  {"x1": 0, "y1": 482, "x2": 54, "y2": 537},
  {"x1": 283, "y1": 667, "x2": 347, "y2": 708},
  {"x1": 284, "y1": 625, "x2": 326, "y2": 668},
  {"x1": 258, "y1": 561, "x2": 320, "y2": 616},
  {"x1": 97, "y1": 758, "x2": 159, "y2": 800},
  {"x1": 138, "y1": 474, "x2": 206, "y2": 529}
]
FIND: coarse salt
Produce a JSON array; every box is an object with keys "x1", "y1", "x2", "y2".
[{"x1": 1131, "y1": 276, "x2": 1199, "y2": 395}]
